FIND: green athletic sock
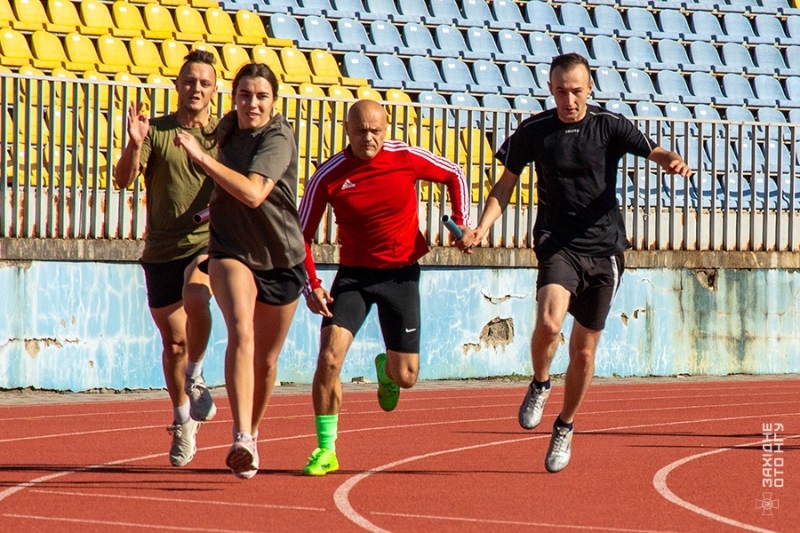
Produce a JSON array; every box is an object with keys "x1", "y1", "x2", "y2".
[{"x1": 315, "y1": 414, "x2": 338, "y2": 452}]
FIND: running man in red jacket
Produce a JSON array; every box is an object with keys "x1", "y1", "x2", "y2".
[{"x1": 298, "y1": 99, "x2": 470, "y2": 476}]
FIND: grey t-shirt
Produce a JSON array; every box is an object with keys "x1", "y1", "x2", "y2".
[{"x1": 208, "y1": 113, "x2": 306, "y2": 271}]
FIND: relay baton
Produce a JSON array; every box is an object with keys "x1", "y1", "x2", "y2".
[
  {"x1": 441, "y1": 215, "x2": 463, "y2": 240},
  {"x1": 193, "y1": 207, "x2": 210, "y2": 224}
]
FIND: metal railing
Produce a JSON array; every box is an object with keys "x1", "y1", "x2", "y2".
[{"x1": 2, "y1": 72, "x2": 799, "y2": 252}]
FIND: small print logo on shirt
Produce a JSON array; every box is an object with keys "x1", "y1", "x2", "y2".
[
  {"x1": 341, "y1": 179, "x2": 356, "y2": 190},
  {"x1": 405, "y1": 328, "x2": 417, "y2": 333},
  {"x1": 565, "y1": 128, "x2": 580, "y2": 134}
]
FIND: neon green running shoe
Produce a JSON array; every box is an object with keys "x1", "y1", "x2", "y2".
[
  {"x1": 375, "y1": 353, "x2": 400, "y2": 412},
  {"x1": 302, "y1": 447, "x2": 339, "y2": 476}
]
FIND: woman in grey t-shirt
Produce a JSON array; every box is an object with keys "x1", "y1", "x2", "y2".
[{"x1": 174, "y1": 63, "x2": 306, "y2": 480}]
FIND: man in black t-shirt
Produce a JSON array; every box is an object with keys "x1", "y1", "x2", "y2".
[{"x1": 463, "y1": 53, "x2": 692, "y2": 473}]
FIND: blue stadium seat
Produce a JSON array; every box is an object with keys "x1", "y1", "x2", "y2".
[
  {"x1": 592, "y1": 35, "x2": 636, "y2": 69},
  {"x1": 594, "y1": 5, "x2": 637, "y2": 38},
  {"x1": 624, "y1": 68, "x2": 665, "y2": 101},
  {"x1": 492, "y1": 0, "x2": 530, "y2": 31},
  {"x1": 532, "y1": 63, "x2": 551, "y2": 93},
  {"x1": 402, "y1": 22, "x2": 448, "y2": 58},
  {"x1": 560, "y1": 3, "x2": 604, "y2": 35},
  {"x1": 440, "y1": 57, "x2": 496, "y2": 93},
  {"x1": 297, "y1": 0, "x2": 349, "y2": 17},
  {"x1": 664, "y1": 102, "x2": 696, "y2": 136},
  {"x1": 473, "y1": 59, "x2": 517, "y2": 94},
  {"x1": 736, "y1": 138, "x2": 767, "y2": 176},
  {"x1": 765, "y1": 138, "x2": 792, "y2": 176},
  {"x1": 429, "y1": 0, "x2": 481, "y2": 27},
  {"x1": 524, "y1": 1, "x2": 570, "y2": 33},
  {"x1": 725, "y1": 105, "x2": 758, "y2": 139},
  {"x1": 657, "y1": 70, "x2": 705, "y2": 105},
  {"x1": 268, "y1": 14, "x2": 308, "y2": 46},
  {"x1": 337, "y1": 18, "x2": 383, "y2": 53},
  {"x1": 721, "y1": 42, "x2": 775, "y2": 75},
  {"x1": 375, "y1": 54, "x2": 428, "y2": 91},
  {"x1": 398, "y1": 0, "x2": 449, "y2": 25},
  {"x1": 417, "y1": 90, "x2": 452, "y2": 125},
  {"x1": 757, "y1": 107, "x2": 791, "y2": 139},
  {"x1": 605, "y1": 99, "x2": 634, "y2": 116},
  {"x1": 504, "y1": 61, "x2": 540, "y2": 96},
  {"x1": 754, "y1": 75, "x2": 794, "y2": 106},
  {"x1": 259, "y1": 0, "x2": 301, "y2": 14},
  {"x1": 449, "y1": 92, "x2": 482, "y2": 128},
  {"x1": 721, "y1": 73, "x2": 774, "y2": 108},
  {"x1": 627, "y1": 37, "x2": 677, "y2": 71},
  {"x1": 785, "y1": 76, "x2": 800, "y2": 102},
  {"x1": 754, "y1": 14, "x2": 794, "y2": 45},
  {"x1": 785, "y1": 44, "x2": 800, "y2": 70},
  {"x1": 342, "y1": 52, "x2": 387, "y2": 87},
  {"x1": 593, "y1": 67, "x2": 628, "y2": 100},
  {"x1": 635, "y1": 100, "x2": 664, "y2": 118},
  {"x1": 723, "y1": 12, "x2": 774, "y2": 44},
  {"x1": 436, "y1": 26, "x2": 484, "y2": 61},
  {"x1": 691, "y1": 11, "x2": 739, "y2": 43},
  {"x1": 720, "y1": 173, "x2": 754, "y2": 209},
  {"x1": 626, "y1": 7, "x2": 671, "y2": 40},
  {"x1": 704, "y1": 138, "x2": 737, "y2": 176},
  {"x1": 659, "y1": 10, "x2": 704, "y2": 42},
  {"x1": 466, "y1": 27, "x2": 516, "y2": 62},
  {"x1": 408, "y1": 56, "x2": 462, "y2": 92},
  {"x1": 334, "y1": 0, "x2": 381, "y2": 21},
  {"x1": 482, "y1": 93, "x2": 515, "y2": 132},
  {"x1": 513, "y1": 94, "x2": 543, "y2": 115},
  {"x1": 661, "y1": 169, "x2": 693, "y2": 208},
  {"x1": 690, "y1": 72, "x2": 739, "y2": 106},
  {"x1": 497, "y1": 29, "x2": 532, "y2": 62},
  {"x1": 754, "y1": 44, "x2": 800, "y2": 76},
  {"x1": 694, "y1": 103, "x2": 724, "y2": 137},
  {"x1": 364, "y1": 0, "x2": 413, "y2": 22},
  {"x1": 558, "y1": 34, "x2": 591, "y2": 60},
  {"x1": 370, "y1": 20, "x2": 428, "y2": 56},
  {"x1": 528, "y1": 32, "x2": 559, "y2": 64},
  {"x1": 750, "y1": 172, "x2": 781, "y2": 210},
  {"x1": 304, "y1": 15, "x2": 357, "y2": 52},
  {"x1": 657, "y1": 39, "x2": 698, "y2": 72},
  {"x1": 778, "y1": 173, "x2": 800, "y2": 210},
  {"x1": 690, "y1": 41, "x2": 740, "y2": 74},
  {"x1": 787, "y1": 15, "x2": 800, "y2": 39},
  {"x1": 464, "y1": 0, "x2": 515, "y2": 30}
]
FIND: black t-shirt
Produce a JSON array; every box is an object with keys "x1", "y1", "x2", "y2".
[{"x1": 496, "y1": 105, "x2": 657, "y2": 258}]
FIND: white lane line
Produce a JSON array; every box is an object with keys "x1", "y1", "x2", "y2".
[
  {"x1": 2, "y1": 513, "x2": 265, "y2": 532},
  {"x1": 652, "y1": 434, "x2": 799, "y2": 533},
  {"x1": 334, "y1": 412, "x2": 800, "y2": 532},
  {"x1": 29, "y1": 489, "x2": 326, "y2": 512},
  {"x1": 371, "y1": 511, "x2": 684, "y2": 533}
]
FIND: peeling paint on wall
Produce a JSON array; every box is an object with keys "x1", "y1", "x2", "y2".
[{"x1": 479, "y1": 317, "x2": 515, "y2": 350}]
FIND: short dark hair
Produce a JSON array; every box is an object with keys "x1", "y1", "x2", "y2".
[
  {"x1": 549, "y1": 53, "x2": 590, "y2": 78},
  {"x1": 179, "y1": 50, "x2": 217, "y2": 78}
]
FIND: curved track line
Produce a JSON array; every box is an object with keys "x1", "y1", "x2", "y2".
[
  {"x1": 334, "y1": 412, "x2": 800, "y2": 531},
  {"x1": 653, "y1": 434, "x2": 799, "y2": 533}
]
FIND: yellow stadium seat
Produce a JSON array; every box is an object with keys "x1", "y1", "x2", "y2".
[
  {"x1": 462, "y1": 164, "x2": 491, "y2": 203},
  {"x1": 297, "y1": 82, "x2": 330, "y2": 121},
  {"x1": 51, "y1": 66, "x2": 85, "y2": 107},
  {"x1": 160, "y1": 0, "x2": 188, "y2": 6},
  {"x1": 31, "y1": 30, "x2": 84, "y2": 71},
  {"x1": 83, "y1": 69, "x2": 113, "y2": 110},
  {"x1": 13, "y1": 0, "x2": 72, "y2": 34},
  {"x1": 0, "y1": 1, "x2": 17, "y2": 29},
  {"x1": 46, "y1": 148, "x2": 77, "y2": 187},
  {"x1": 17, "y1": 65, "x2": 50, "y2": 106},
  {"x1": 173, "y1": 5, "x2": 208, "y2": 42},
  {"x1": 96, "y1": 35, "x2": 135, "y2": 74},
  {"x1": 327, "y1": 85, "x2": 355, "y2": 122},
  {"x1": 47, "y1": 0, "x2": 90, "y2": 35},
  {"x1": 460, "y1": 127, "x2": 494, "y2": 167},
  {"x1": 6, "y1": 145, "x2": 48, "y2": 186},
  {"x1": 113, "y1": 71, "x2": 149, "y2": 111},
  {"x1": 0, "y1": 28, "x2": 34, "y2": 68},
  {"x1": 233, "y1": 9, "x2": 267, "y2": 46},
  {"x1": 296, "y1": 158, "x2": 316, "y2": 196},
  {"x1": 310, "y1": 49, "x2": 366, "y2": 88},
  {"x1": 251, "y1": 45, "x2": 286, "y2": 82},
  {"x1": 110, "y1": 1, "x2": 147, "y2": 38},
  {"x1": 79, "y1": 0, "x2": 127, "y2": 38},
  {"x1": 294, "y1": 120, "x2": 324, "y2": 159},
  {"x1": 146, "y1": 73, "x2": 177, "y2": 114},
  {"x1": 64, "y1": 32, "x2": 105, "y2": 74},
  {"x1": 407, "y1": 124, "x2": 435, "y2": 152},
  {"x1": 211, "y1": 78, "x2": 232, "y2": 114},
  {"x1": 221, "y1": 42, "x2": 250, "y2": 77},
  {"x1": 4, "y1": 105, "x2": 49, "y2": 146},
  {"x1": 129, "y1": 37, "x2": 168, "y2": 76},
  {"x1": 190, "y1": 0, "x2": 218, "y2": 8},
  {"x1": 434, "y1": 124, "x2": 465, "y2": 164},
  {"x1": 142, "y1": 4, "x2": 185, "y2": 41},
  {"x1": 161, "y1": 39, "x2": 190, "y2": 77},
  {"x1": 277, "y1": 83, "x2": 298, "y2": 120},
  {"x1": 356, "y1": 86, "x2": 382, "y2": 102},
  {"x1": 190, "y1": 42, "x2": 230, "y2": 79},
  {"x1": 79, "y1": 109, "x2": 111, "y2": 151},
  {"x1": 283, "y1": 48, "x2": 340, "y2": 85},
  {"x1": 204, "y1": 7, "x2": 237, "y2": 44},
  {"x1": 384, "y1": 88, "x2": 417, "y2": 127}
]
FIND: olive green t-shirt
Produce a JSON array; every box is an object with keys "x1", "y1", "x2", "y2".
[
  {"x1": 139, "y1": 114, "x2": 218, "y2": 263},
  {"x1": 208, "y1": 113, "x2": 306, "y2": 271}
]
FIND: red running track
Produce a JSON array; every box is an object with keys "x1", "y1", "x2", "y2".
[{"x1": 0, "y1": 377, "x2": 797, "y2": 532}]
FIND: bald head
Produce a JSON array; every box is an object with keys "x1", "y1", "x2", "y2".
[{"x1": 345, "y1": 100, "x2": 387, "y2": 160}]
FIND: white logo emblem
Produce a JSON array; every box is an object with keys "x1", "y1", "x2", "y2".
[
  {"x1": 341, "y1": 179, "x2": 355, "y2": 190},
  {"x1": 405, "y1": 328, "x2": 417, "y2": 333}
]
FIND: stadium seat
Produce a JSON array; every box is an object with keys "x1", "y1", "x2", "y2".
[
  {"x1": 310, "y1": 49, "x2": 365, "y2": 87},
  {"x1": 96, "y1": 34, "x2": 138, "y2": 74},
  {"x1": 463, "y1": 0, "x2": 509, "y2": 29},
  {"x1": 173, "y1": 5, "x2": 209, "y2": 42},
  {"x1": 593, "y1": 67, "x2": 628, "y2": 100},
  {"x1": 481, "y1": 93, "x2": 514, "y2": 127},
  {"x1": 110, "y1": 1, "x2": 151, "y2": 38},
  {"x1": 594, "y1": 5, "x2": 637, "y2": 38},
  {"x1": 492, "y1": 0, "x2": 529, "y2": 31},
  {"x1": 664, "y1": 102, "x2": 695, "y2": 136},
  {"x1": 659, "y1": 9, "x2": 704, "y2": 42},
  {"x1": 326, "y1": 84, "x2": 355, "y2": 121},
  {"x1": 619, "y1": 67, "x2": 659, "y2": 101},
  {"x1": 514, "y1": 94, "x2": 542, "y2": 115},
  {"x1": 527, "y1": 32, "x2": 559, "y2": 64},
  {"x1": 472, "y1": 59, "x2": 513, "y2": 94},
  {"x1": 605, "y1": 99, "x2": 634, "y2": 117},
  {"x1": 725, "y1": 106, "x2": 757, "y2": 138},
  {"x1": 441, "y1": 57, "x2": 496, "y2": 94},
  {"x1": 189, "y1": 41, "x2": 229, "y2": 79},
  {"x1": 656, "y1": 39, "x2": 698, "y2": 71},
  {"x1": 113, "y1": 71, "x2": 147, "y2": 109},
  {"x1": 356, "y1": 85, "x2": 382, "y2": 102},
  {"x1": 504, "y1": 61, "x2": 539, "y2": 96},
  {"x1": 14, "y1": 0, "x2": 71, "y2": 34},
  {"x1": 417, "y1": 90, "x2": 451, "y2": 126},
  {"x1": 397, "y1": 0, "x2": 435, "y2": 22},
  {"x1": 754, "y1": 75, "x2": 793, "y2": 106},
  {"x1": 531, "y1": 63, "x2": 551, "y2": 93},
  {"x1": 235, "y1": 9, "x2": 277, "y2": 46},
  {"x1": 29, "y1": 30, "x2": 83, "y2": 72},
  {"x1": 626, "y1": 7, "x2": 671, "y2": 40},
  {"x1": 635, "y1": 100, "x2": 664, "y2": 118},
  {"x1": 375, "y1": 53, "x2": 428, "y2": 91},
  {"x1": 757, "y1": 107, "x2": 791, "y2": 139},
  {"x1": 721, "y1": 42, "x2": 774, "y2": 75},
  {"x1": 335, "y1": 18, "x2": 378, "y2": 53},
  {"x1": 139, "y1": 4, "x2": 178, "y2": 41},
  {"x1": 785, "y1": 76, "x2": 800, "y2": 102},
  {"x1": 0, "y1": 27, "x2": 35, "y2": 68},
  {"x1": 47, "y1": 0, "x2": 90, "y2": 35},
  {"x1": 449, "y1": 91, "x2": 481, "y2": 129},
  {"x1": 657, "y1": 70, "x2": 704, "y2": 104},
  {"x1": 371, "y1": 20, "x2": 428, "y2": 57},
  {"x1": 204, "y1": 7, "x2": 241, "y2": 44},
  {"x1": 524, "y1": 1, "x2": 570, "y2": 34},
  {"x1": 221, "y1": 42, "x2": 250, "y2": 77},
  {"x1": 592, "y1": 35, "x2": 636, "y2": 69},
  {"x1": 754, "y1": 44, "x2": 800, "y2": 76},
  {"x1": 248, "y1": 46, "x2": 283, "y2": 82},
  {"x1": 736, "y1": 138, "x2": 767, "y2": 176},
  {"x1": 624, "y1": 37, "x2": 670, "y2": 71},
  {"x1": 560, "y1": 3, "x2": 603, "y2": 36},
  {"x1": 690, "y1": 71, "x2": 738, "y2": 106},
  {"x1": 283, "y1": 47, "x2": 337, "y2": 85},
  {"x1": 436, "y1": 26, "x2": 481, "y2": 61},
  {"x1": 297, "y1": 82, "x2": 330, "y2": 120},
  {"x1": 51, "y1": 66, "x2": 85, "y2": 107},
  {"x1": 13, "y1": 65, "x2": 47, "y2": 107},
  {"x1": 402, "y1": 22, "x2": 447, "y2": 58},
  {"x1": 129, "y1": 36, "x2": 168, "y2": 76},
  {"x1": 721, "y1": 73, "x2": 774, "y2": 107},
  {"x1": 723, "y1": 12, "x2": 773, "y2": 45},
  {"x1": 497, "y1": 29, "x2": 531, "y2": 63},
  {"x1": 384, "y1": 87, "x2": 417, "y2": 127},
  {"x1": 754, "y1": 14, "x2": 793, "y2": 45},
  {"x1": 342, "y1": 52, "x2": 389, "y2": 88},
  {"x1": 690, "y1": 41, "x2": 739, "y2": 74},
  {"x1": 765, "y1": 138, "x2": 792, "y2": 176},
  {"x1": 429, "y1": 0, "x2": 481, "y2": 27},
  {"x1": 408, "y1": 55, "x2": 460, "y2": 92},
  {"x1": 302, "y1": 15, "x2": 348, "y2": 51},
  {"x1": 77, "y1": 0, "x2": 116, "y2": 36},
  {"x1": 694, "y1": 103, "x2": 724, "y2": 137},
  {"x1": 334, "y1": 0, "x2": 381, "y2": 22},
  {"x1": 558, "y1": 34, "x2": 591, "y2": 62},
  {"x1": 466, "y1": 27, "x2": 516, "y2": 62},
  {"x1": 365, "y1": 0, "x2": 415, "y2": 23}
]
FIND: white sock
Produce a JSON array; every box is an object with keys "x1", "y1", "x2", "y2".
[
  {"x1": 174, "y1": 401, "x2": 190, "y2": 425},
  {"x1": 186, "y1": 360, "x2": 202, "y2": 380}
]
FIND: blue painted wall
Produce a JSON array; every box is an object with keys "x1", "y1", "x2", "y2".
[{"x1": 1, "y1": 261, "x2": 798, "y2": 391}]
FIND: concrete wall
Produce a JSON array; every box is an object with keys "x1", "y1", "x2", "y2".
[{"x1": 1, "y1": 250, "x2": 798, "y2": 391}]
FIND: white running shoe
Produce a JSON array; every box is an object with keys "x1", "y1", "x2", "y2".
[
  {"x1": 185, "y1": 375, "x2": 217, "y2": 422},
  {"x1": 226, "y1": 432, "x2": 258, "y2": 479},
  {"x1": 545, "y1": 424, "x2": 573, "y2": 473},
  {"x1": 518, "y1": 381, "x2": 551, "y2": 429},
  {"x1": 167, "y1": 419, "x2": 200, "y2": 467}
]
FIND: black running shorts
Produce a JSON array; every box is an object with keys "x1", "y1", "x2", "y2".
[
  {"x1": 322, "y1": 263, "x2": 421, "y2": 353},
  {"x1": 141, "y1": 248, "x2": 207, "y2": 309},
  {"x1": 536, "y1": 249, "x2": 624, "y2": 331}
]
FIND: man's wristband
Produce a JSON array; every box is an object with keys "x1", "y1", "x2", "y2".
[{"x1": 302, "y1": 277, "x2": 322, "y2": 297}]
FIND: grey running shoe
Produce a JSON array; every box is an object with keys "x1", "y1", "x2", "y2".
[
  {"x1": 226, "y1": 432, "x2": 258, "y2": 479},
  {"x1": 518, "y1": 381, "x2": 551, "y2": 429},
  {"x1": 545, "y1": 424, "x2": 573, "y2": 473},
  {"x1": 185, "y1": 375, "x2": 217, "y2": 421},
  {"x1": 167, "y1": 419, "x2": 200, "y2": 467}
]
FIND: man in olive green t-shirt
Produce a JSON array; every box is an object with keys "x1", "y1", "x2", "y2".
[{"x1": 114, "y1": 50, "x2": 219, "y2": 467}]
